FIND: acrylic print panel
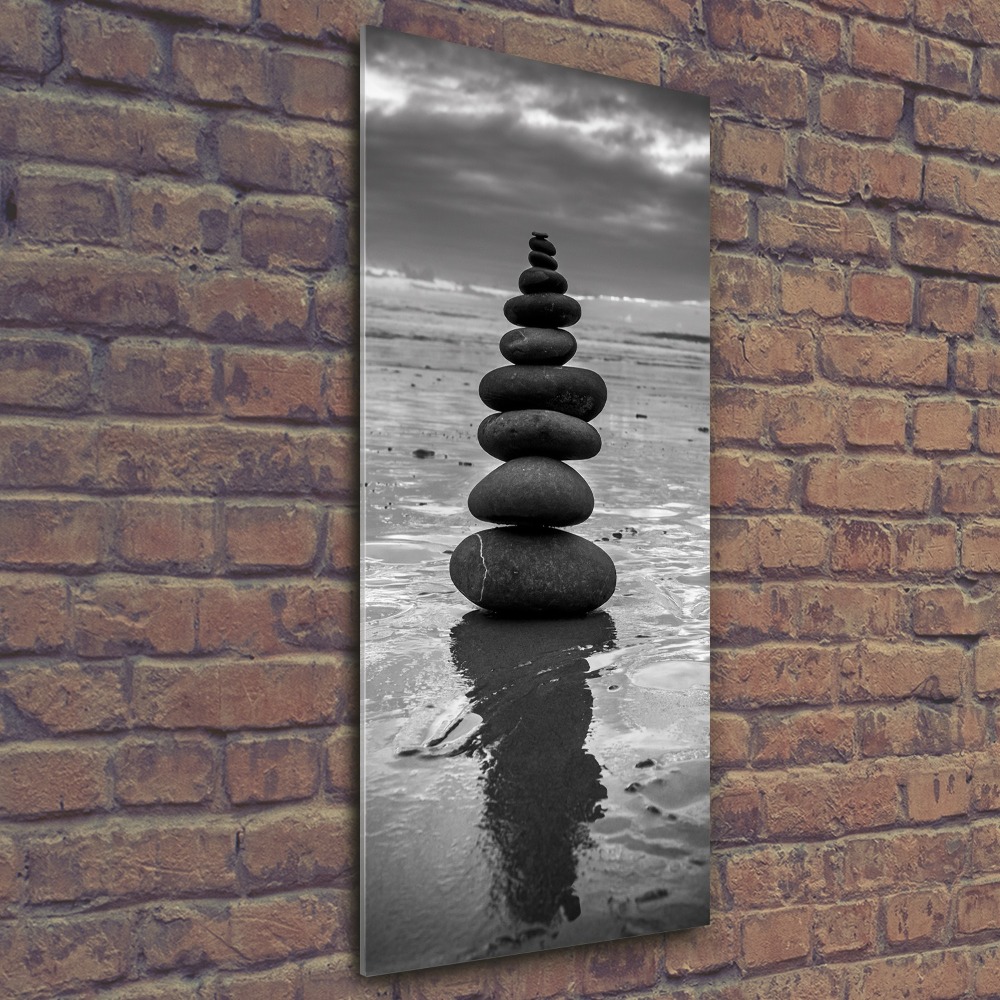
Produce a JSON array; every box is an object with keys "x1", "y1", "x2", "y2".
[{"x1": 360, "y1": 26, "x2": 710, "y2": 977}]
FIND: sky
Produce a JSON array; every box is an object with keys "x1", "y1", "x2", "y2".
[{"x1": 362, "y1": 28, "x2": 709, "y2": 303}]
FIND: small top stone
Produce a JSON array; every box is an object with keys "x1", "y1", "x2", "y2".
[{"x1": 531, "y1": 231, "x2": 549, "y2": 238}]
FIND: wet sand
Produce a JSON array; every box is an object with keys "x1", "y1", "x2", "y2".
[{"x1": 361, "y1": 276, "x2": 710, "y2": 975}]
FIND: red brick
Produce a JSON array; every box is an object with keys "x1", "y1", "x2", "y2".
[
  {"x1": 273, "y1": 50, "x2": 354, "y2": 122},
  {"x1": 919, "y1": 277, "x2": 980, "y2": 335},
  {"x1": 662, "y1": 915, "x2": 737, "y2": 975},
  {"x1": 780, "y1": 264, "x2": 845, "y2": 318},
  {"x1": 218, "y1": 118, "x2": 354, "y2": 199},
  {"x1": 972, "y1": 760, "x2": 1000, "y2": 811},
  {"x1": 0, "y1": 90, "x2": 200, "y2": 174},
  {"x1": 241, "y1": 806, "x2": 353, "y2": 887},
  {"x1": 323, "y1": 350, "x2": 357, "y2": 421},
  {"x1": 844, "y1": 395, "x2": 907, "y2": 448},
  {"x1": 820, "y1": 78, "x2": 905, "y2": 139},
  {"x1": 118, "y1": 498, "x2": 215, "y2": 572},
  {"x1": 132, "y1": 655, "x2": 350, "y2": 730},
  {"x1": 73, "y1": 576, "x2": 198, "y2": 657},
  {"x1": 814, "y1": 900, "x2": 876, "y2": 957},
  {"x1": 885, "y1": 888, "x2": 951, "y2": 946},
  {"x1": 130, "y1": 179, "x2": 233, "y2": 254},
  {"x1": 844, "y1": 828, "x2": 966, "y2": 895},
  {"x1": 711, "y1": 318, "x2": 813, "y2": 383},
  {"x1": 796, "y1": 135, "x2": 859, "y2": 203},
  {"x1": 0, "y1": 0, "x2": 59, "y2": 74},
  {"x1": 913, "y1": 399, "x2": 973, "y2": 452},
  {"x1": 316, "y1": 269, "x2": 359, "y2": 346},
  {"x1": 838, "y1": 640, "x2": 964, "y2": 702},
  {"x1": 958, "y1": 882, "x2": 1000, "y2": 934},
  {"x1": 712, "y1": 783, "x2": 763, "y2": 842},
  {"x1": 501, "y1": 17, "x2": 660, "y2": 86},
  {"x1": 712, "y1": 583, "x2": 797, "y2": 642},
  {"x1": 818, "y1": 0, "x2": 907, "y2": 17},
  {"x1": 899, "y1": 214, "x2": 1000, "y2": 293},
  {"x1": 578, "y1": 936, "x2": 660, "y2": 996},
  {"x1": 798, "y1": 582, "x2": 903, "y2": 639},
  {"x1": 710, "y1": 452, "x2": 794, "y2": 511},
  {"x1": 325, "y1": 725, "x2": 358, "y2": 796},
  {"x1": 974, "y1": 942, "x2": 1000, "y2": 997},
  {"x1": 211, "y1": 967, "x2": 302, "y2": 1000},
  {"x1": 225, "y1": 502, "x2": 321, "y2": 569},
  {"x1": 711, "y1": 386, "x2": 768, "y2": 445},
  {"x1": 64, "y1": 5, "x2": 164, "y2": 88},
  {"x1": 712, "y1": 644, "x2": 836, "y2": 708},
  {"x1": 896, "y1": 522, "x2": 958, "y2": 574},
  {"x1": 912, "y1": 585, "x2": 997, "y2": 636},
  {"x1": 382, "y1": 0, "x2": 501, "y2": 48},
  {"x1": 0, "y1": 572, "x2": 70, "y2": 652},
  {"x1": 851, "y1": 19, "x2": 919, "y2": 82},
  {"x1": 962, "y1": 521, "x2": 1000, "y2": 572},
  {"x1": 926, "y1": 158, "x2": 1000, "y2": 228},
  {"x1": 173, "y1": 34, "x2": 271, "y2": 107},
  {"x1": 982, "y1": 49, "x2": 1000, "y2": 100},
  {"x1": 980, "y1": 405, "x2": 1000, "y2": 454},
  {"x1": 724, "y1": 842, "x2": 841, "y2": 908},
  {"x1": 753, "y1": 708, "x2": 853, "y2": 766},
  {"x1": 222, "y1": 348, "x2": 323, "y2": 421},
  {"x1": 711, "y1": 254, "x2": 775, "y2": 317},
  {"x1": 983, "y1": 287, "x2": 1000, "y2": 337},
  {"x1": 107, "y1": 339, "x2": 214, "y2": 415},
  {"x1": 1, "y1": 661, "x2": 126, "y2": 732},
  {"x1": 820, "y1": 330, "x2": 948, "y2": 388},
  {"x1": 0, "y1": 334, "x2": 91, "y2": 410},
  {"x1": 25, "y1": 819, "x2": 236, "y2": 903},
  {"x1": 915, "y1": 0, "x2": 1000, "y2": 45},
  {"x1": 713, "y1": 517, "x2": 756, "y2": 575},
  {"x1": 711, "y1": 188, "x2": 750, "y2": 244},
  {"x1": 0, "y1": 744, "x2": 111, "y2": 818},
  {"x1": 862, "y1": 705, "x2": 968, "y2": 758},
  {"x1": 860, "y1": 145, "x2": 923, "y2": 203},
  {"x1": 804, "y1": 456, "x2": 934, "y2": 514},
  {"x1": 567, "y1": 0, "x2": 696, "y2": 35},
  {"x1": 769, "y1": 391, "x2": 839, "y2": 449},
  {"x1": 849, "y1": 271, "x2": 914, "y2": 326},
  {"x1": 849, "y1": 949, "x2": 971, "y2": 999},
  {"x1": 225, "y1": 737, "x2": 320, "y2": 804},
  {"x1": 941, "y1": 461, "x2": 1000, "y2": 514},
  {"x1": 114, "y1": 737, "x2": 216, "y2": 805},
  {"x1": 976, "y1": 640, "x2": 1000, "y2": 696},
  {"x1": 758, "y1": 198, "x2": 891, "y2": 262},
  {"x1": 141, "y1": 893, "x2": 346, "y2": 971},
  {"x1": 184, "y1": 271, "x2": 310, "y2": 342},
  {"x1": 260, "y1": 0, "x2": 381, "y2": 43},
  {"x1": 754, "y1": 515, "x2": 827, "y2": 572},
  {"x1": 0, "y1": 914, "x2": 132, "y2": 996},
  {"x1": 326, "y1": 506, "x2": 359, "y2": 573},
  {"x1": 741, "y1": 905, "x2": 812, "y2": 969},
  {"x1": 926, "y1": 36, "x2": 975, "y2": 95},
  {"x1": 831, "y1": 519, "x2": 891, "y2": 574},
  {"x1": 916, "y1": 95, "x2": 1000, "y2": 161},
  {"x1": 241, "y1": 195, "x2": 340, "y2": 270},
  {"x1": 714, "y1": 120, "x2": 786, "y2": 189},
  {"x1": 706, "y1": 0, "x2": 840, "y2": 66},
  {"x1": 712, "y1": 712, "x2": 750, "y2": 766},
  {"x1": 663, "y1": 47, "x2": 808, "y2": 122},
  {"x1": 16, "y1": 165, "x2": 121, "y2": 243}
]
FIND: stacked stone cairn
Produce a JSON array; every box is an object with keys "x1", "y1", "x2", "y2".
[{"x1": 449, "y1": 232, "x2": 617, "y2": 617}]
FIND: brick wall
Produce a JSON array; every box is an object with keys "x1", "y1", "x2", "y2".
[{"x1": 0, "y1": 0, "x2": 998, "y2": 997}]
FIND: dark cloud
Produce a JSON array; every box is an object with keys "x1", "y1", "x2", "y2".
[{"x1": 363, "y1": 27, "x2": 709, "y2": 301}]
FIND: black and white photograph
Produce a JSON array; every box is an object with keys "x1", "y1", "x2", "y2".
[{"x1": 360, "y1": 26, "x2": 711, "y2": 977}]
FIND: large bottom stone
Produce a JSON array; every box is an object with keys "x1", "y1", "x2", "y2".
[
  {"x1": 468, "y1": 455, "x2": 594, "y2": 526},
  {"x1": 479, "y1": 409, "x2": 601, "y2": 461},
  {"x1": 450, "y1": 527, "x2": 616, "y2": 617}
]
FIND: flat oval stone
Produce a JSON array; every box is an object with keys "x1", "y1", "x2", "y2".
[
  {"x1": 469, "y1": 456, "x2": 594, "y2": 526},
  {"x1": 479, "y1": 409, "x2": 601, "y2": 461},
  {"x1": 499, "y1": 327, "x2": 577, "y2": 365},
  {"x1": 480, "y1": 365, "x2": 607, "y2": 421},
  {"x1": 504, "y1": 292, "x2": 581, "y2": 328},
  {"x1": 518, "y1": 267, "x2": 568, "y2": 295},
  {"x1": 529, "y1": 236, "x2": 556, "y2": 255},
  {"x1": 528, "y1": 250, "x2": 557, "y2": 269},
  {"x1": 450, "y1": 527, "x2": 616, "y2": 617}
]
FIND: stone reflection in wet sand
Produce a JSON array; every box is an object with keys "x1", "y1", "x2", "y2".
[{"x1": 449, "y1": 609, "x2": 616, "y2": 947}]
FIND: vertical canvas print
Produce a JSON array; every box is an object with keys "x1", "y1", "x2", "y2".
[{"x1": 360, "y1": 27, "x2": 710, "y2": 977}]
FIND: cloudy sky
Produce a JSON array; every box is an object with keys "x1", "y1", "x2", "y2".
[{"x1": 362, "y1": 28, "x2": 709, "y2": 303}]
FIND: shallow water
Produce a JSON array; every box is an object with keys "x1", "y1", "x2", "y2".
[{"x1": 361, "y1": 278, "x2": 710, "y2": 975}]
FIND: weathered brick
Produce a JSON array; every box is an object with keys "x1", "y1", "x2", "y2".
[
  {"x1": 325, "y1": 724, "x2": 358, "y2": 796},
  {"x1": 711, "y1": 255, "x2": 775, "y2": 317},
  {"x1": 712, "y1": 712, "x2": 751, "y2": 766},
  {"x1": 862, "y1": 705, "x2": 971, "y2": 758},
  {"x1": 132, "y1": 655, "x2": 350, "y2": 730},
  {"x1": 711, "y1": 318, "x2": 813, "y2": 383},
  {"x1": 0, "y1": 499, "x2": 105, "y2": 569},
  {"x1": 849, "y1": 271, "x2": 914, "y2": 326},
  {"x1": 796, "y1": 135, "x2": 859, "y2": 203},
  {"x1": 724, "y1": 842, "x2": 841, "y2": 909},
  {"x1": 884, "y1": 889, "x2": 951, "y2": 946},
  {"x1": 711, "y1": 188, "x2": 750, "y2": 244},
  {"x1": 241, "y1": 195, "x2": 340, "y2": 270},
  {"x1": 804, "y1": 457, "x2": 934, "y2": 514},
  {"x1": 273, "y1": 50, "x2": 354, "y2": 122},
  {"x1": 0, "y1": 334, "x2": 92, "y2": 410},
  {"x1": 173, "y1": 34, "x2": 271, "y2": 107},
  {"x1": 753, "y1": 708, "x2": 853, "y2": 766},
  {"x1": 211, "y1": 966, "x2": 302, "y2": 1000},
  {"x1": 814, "y1": 900, "x2": 876, "y2": 958},
  {"x1": 713, "y1": 519, "x2": 757, "y2": 575},
  {"x1": 118, "y1": 497, "x2": 215, "y2": 571},
  {"x1": 820, "y1": 331, "x2": 948, "y2": 388},
  {"x1": 818, "y1": 0, "x2": 907, "y2": 18},
  {"x1": 919, "y1": 277, "x2": 980, "y2": 334},
  {"x1": 976, "y1": 639, "x2": 1000, "y2": 696},
  {"x1": 225, "y1": 503, "x2": 321, "y2": 569},
  {"x1": 916, "y1": 95, "x2": 1000, "y2": 161},
  {"x1": 64, "y1": 4, "x2": 164, "y2": 88},
  {"x1": 780, "y1": 264, "x2": 845, "y2": 318},
  {"x1": 16, "y1": 166, "x2": 121, "y2": 243},
  {"x1": 820, "y1": 78, "x2": 905, "y2": 139},
  {"x1": 972, "y1": 760, "x2": 1000, "y2": 812},
  {"x1": 759, "y1": 198, "x2": 891, "y2": 262},
  {"x1": 925, "y1": 157, "x2": 1000, "y2": 227},
  {"x1": 926, "y1": 36, "x2": 975, "y2": 95},
  {"x1": 326, "y1": 505, "x2": 359, "y2": 573},
  {"x1": 844, "y1": 828, "x2": 966, "y2": 895},
  {"x1": 711, "y1": 453, "x2": 794, "y2": 511},
  {"x1": 712, "y1": 583, "x2": 797, "y2": 642},
  {"x1": 381, "y1": 0, "x2": 501, "y2": 48},
  {"x1": 860, "y1": 145, "x2": 923, "y2": 203},
  {"x1": 982, "y1": 49, "x2": 1000, "y2": 101},
  {"x1": 0, "y1": 572, "x2": 69, "y2": 653},
  {"x1": 2, "y1": 661, "x2": 126, "y2": 732},
  {"x1": 0, "y1": 744, "x2": 112, "y2": 818},
  {"x1": 962, "y1": 521, "x2": 1000, "y2": 573},
  {"x1": 130, "y1": 179, "x2": 233, "y2": 254},
  {"x1": 831, "y1": 519, "x2": 891, "y2": 575},
  {"x1": 712, "y1": 645, "x2": 835, "y2": 708},
  {"x1": 714, "y1": 120, "x2": 786, "y2": 189},
  {"x1": 848, "y1": 949, "x2": 970, "y2": 998},
  {"x1": 983, "y1": 287, "x2": 1000, "y2": 337},
  {"x1": 912, "y1": 585, "x2": 997, "y2": 636},
  {"x1": 712, "y1": 783, "x2": 764, "y2": 842},
  {"x1": 915, "y1": 0, "x2": 1000, "y2": 45},
  {"x1": 754, "y1": 515, "x2": 828, "y2": 572},
  {"x1": 107, "y1": 339, "x2": 214, "y2": 415},
  {"x1": 844, "y1": 395, "x2": 906, "y2": 448},
  {"x1": 799, "y1": 582, "x2": 903, "y2": 640},
  {"x1": 975, "y1": 942, "x2": 1000, "y2": 997},
  {"x1": 769, "y1": 391, "x2": 839, "y2": 449},
  {"x1": 322, "y1": 350, "x2": 357, "y2": 421},
  {"x1": 0, "y1": 90, "x2": 200, "y2": 174},
  {"x1": 958, "y1": 882, "x2": 1000, "y2": 935},
  {"x1": 851, "y1": 19, "x2": 919, "y2": 82},
  {"x1": 184, "y1": 271, "x2": 311, "y2": 342},
  {"x1": 222, "y1": 347, "x2": 324, "y2": 421},
  {"x1": 0, "y1": 0, "x2": 60, "y2": 74},
  {"x1": 913, "y1": 399, "x2": 973, "y2": 452},
  {"x1": 260, "y1": 0, "x2": 381, "y2": 43},
  {"x1": 241, "y1": 807, "x2": 353, "y2": 887},
  {"x1": 706, "y1": 0, "x2": 840, "y2": 66},
  {"x1": 225, "y1": 736, "x2": 321, "y2": 804},
  {"x1": 114, "y1": 737, "x2": 216, "y2": 805},
  {"x1": 941, "y1": 461, "x2": 1000, "y2": 514},
  {"x1": 316, "y1": 269, "x2": 359, "y2": 346},
  {"x1": 742, "y1": 905, "x2": 812, "y2": 969},
  {"x1": 838, "y1": 640, "x2": 964, "y2": 702},
  {"x1": 896, "y1": 522, "x2": 958, "y2": 574}
]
